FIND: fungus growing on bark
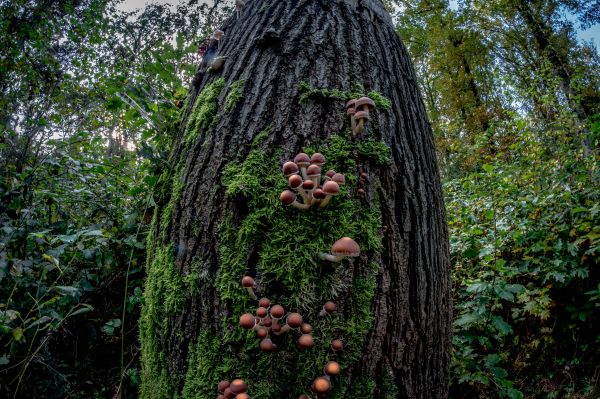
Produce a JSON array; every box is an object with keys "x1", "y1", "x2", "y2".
[
  {"x1": 353, "y1": 110, "x2": 369, "y2": 134},
  {"x1": 241, "y1": 276, "x2": 257, "y2": 299},
  {"x1": 310, "y1": 152, "x2": 325, "y2": 166},
  {"x1": 235, "y1": 0, "x2": 245, "y2": 18},
  {"x1": 324, "y1": 169, "x2": 336, "y2": 181},
  {"x1": 210, "y1": 56, "x2": 227, "y2": 72},
  {"x1": 294, "y1": 153, "x2": 310, "y2": 179},
  {"x1": 357, "y1": 188, "x2": 365, "y2": 197},
  {"x1": 289, "y1": 174, "x2": 310, "y2": 204},
  {"x1": 318, "y1": 180, "x2": 339, "y2": 208},
  {"x1": 258, "y1": 298, "x2": 270, "y2": 308},
  {"x1": 323, "y1": 361, "x2": 341, "y2": 377},
  {"x1": 230, "y1": 379, "x2": 248, "y2": 394},
  {"x1": 256, "y1": 307, "x2": 268, "y2": 319},
  {"x1": 319, "y1": 301, "x2": 336, "y2": 316},
  {"x1": 239, "y1": 313, "x2": 256, "y2": 329},
  {"x1": 213, "y1": 29, "x2": 224, "y2": 49},
  {"x1": 301, "y1": 323, "x2": 312, "y2": 334},
  {"x1": 255, "y1": 326, "x2": 269, "y2": 339},
  {"x1": 280, "y1": 190, "x2": 310, "y2": 210},
  {"x1": 332, "y1": 173, "x2": 345, "y2": 186},
  {"x1": 311, "y1": 377, "x2": 331, "y2": 394},
  {"x1": 319, "y1": 237, "x2": 360, "y2": 262},
  {"x1": 331, "y1": 339, "x2": 344, "y2": 351},
  {"x1": 287, "y1": 312, "x2": 303, "y2": 328},
  {"x1": 260, "y1": 338, "x2": 276, "y2": 352},
  {"x1": 298, "y1": 334, "x2": 314, "y2": 349},
  {"x1": 223, "y1": 387, "x2": 235, "y2": 399},
  {"x1": 306, "y1": 164, "x2": 321, "y2": 187},
  {"x1": 282, "y1": 161, "x2": 299, "y2": 177},
  {"x1": 218, "y1": 380, "x2": 231, "y2": 393},
  {"x1": 346, "y1": 98, "x2": 357, "y2": 133},
  {"x1": 270, "y1": 304, "x2": 285, "y2": 320}
]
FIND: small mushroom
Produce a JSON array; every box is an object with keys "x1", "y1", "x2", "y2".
[
  {"x1": 230, "y1": 379, "x2": 248, "y2": 394},
  {"x1": 260, "y1": 338, "x2": 276, "y2": 352},
  {"x1": 324, "y1": 361, "x2": 341, "y2": 377},
  {"x1": 242, "y1": 276, "x2": 257, "y2": 300},
  {"x1": 311, "y1": 377, "x2": 331, "y2": 394},
  {"x1": 312, "y1": 188, "x2": 326, "y2": 206},
  {"x1": 236, "y1": 394, "x2": 251, "y2": 399},
  {"x1": 280, "y1": 190, "x2": 310, "y2": 210},
  {"x1": 256, "y1": 307, "x2": 268, "y2": 319},
  {"x1": 270, "y1": 304, "x2": 285, "y2": 321},
  {"x1": 357, "y1": 188, "x2": 366, "y2": 197},
  {"x1": 310, "y1": 152, "x2": 325, "y2": 166},
  {"x1": 306, "y1": 164, "x2": 321, "y2": 188},
  {"x1": 218, "y1": 380, "x2": 230, "y2": 393},
  {"x1": 213, "y1": 29, "x2": 225, "y2": 49},
  {"x1": 346, "y1": 98, "x2": 357, "y2": 133},
  {"x1": 258, "y1": 298, "x2": 270, "y2": 308},
  {"x1": 279, "y1": 312, "x2": 302, "y2": 334},
  {"x1": 331, "y1": 339, "x2": 344, "y2": 351},
  {"x1": 302, "y1": 180, "x2": 315, "y2": 205},
  {"x1": 294, "y1": 153, "x2": 311, "y2": 179},
  {"x1": 318, "y1": 180, "x2": 340, "y2": 208},
  {"x1": 324, "y1": 169, "x2": 336, "y2": 182},
  {"x1": 239, "y1": 313, "x2": 256, "y2": 329},
  {"x1": 255, "y1": 326, "x2": 269, "y2": 339},
  {"x1": 223, "y1": 387, "x2": 235, "y2": 399},
  {"x1": 210, "y1": 56, "x2": 227, "y2": 72},
  {"x1": 301, "y1": 323, "x2": 312, "y2": 334},
  {"x1": 298, "y1": 334, "x2": 314, "y2": 349},
  {"x1": 282, "y1": 161, "x2": 299, "y2": 177},
  {"x1": 332, "y1": 173, "x2": 345, "y2": 186},
  {"x1": 289, "y1": 175, "x2": 310, "y2": 204},
  {"x1": 319, "y1": 237, "x2": 360, "y2": 262},
  {"x1": 353, "y1": 110, "x2": 369, "y2": 134},
  {"x1": 355, "y1": 96, "x2": 375, "y2": 113},
  {"x1": 319, "y1": 301, "x2": 336, "y2": 316},
  {"x1": 262, "y1": 317, "x2": 273, "y2": 328}
]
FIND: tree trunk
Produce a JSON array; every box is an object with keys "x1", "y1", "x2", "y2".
[{"x1": 140, "y1": 1, "x2": 451, "y2": 398}]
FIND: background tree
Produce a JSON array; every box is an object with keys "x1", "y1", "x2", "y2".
[{"x1": 140, "y1": 0, "x2": 451, "y2": 398}]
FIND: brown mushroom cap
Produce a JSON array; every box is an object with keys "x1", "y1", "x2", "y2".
[
  {"x1": 306, "y1": 164, "x2": 321, "y2": 178},
  {"x1": 346, "y1": 107, "x2": 356, "y2": 116},
  {"x1": 256, "y1": 307, "x2": 268, "y2": 318},
  {"x1": 286, "y1": 312, "x2": 303, "y2": 328},
  {"x1": 241, "y1": 276, "x2": 255, "y2": 288},
  {"x1": 298, "y1": 334, "x2": 314, "y2": 349},
  {"x1": 322, "y1": 180, "x2": 340, "y2": 196},
  {"x1": 235, "y1": 394, "x2": 251, "y2": 399},
  {"x1": 331, "y1": 339, "x2": 344, "y2": 351},
  {"x1": 280, "y1": 190, "x2": 297, "y2": 206},
  {"x1": 323, "y1": 301, "x2": 336, "y2": 314},
  {"x1": 223, "y1": 387, "x2": 235, "y2": 399},
  {"x1": 239, "y1": 313, "x2": 256, "y2": 329},
  {"x1": 288, "y1": 174, "x2": 303, "y2": 189},
  {"x1": 217, "y1": 395, "x2": 226, "y2": 399},
  {"x1": 294, "y1": 153, "x2": 310, "y2": 167},
  {"x1": 331, "y1": 237, "x2": 360, "y2": 257},
  {"x1": 301, "y1": 179, "x2": 315, "y2": 191},
  {"x1": 230, "y1": 379, "x2": 248, "y2": 394},
  {"x1": 270, "y1": 305, "x2": 284, "y2": 319},
  {"x1": 301, "y1": 323, "x2": 312, "y2": 334},
  {"x1": 255, "y1": 326, "x2": 268, "y2": 339},
  {"x1": 332, "y1": 173, "x2": 345, "y2": 186},
  {"x1": 355, "y1": 96, "x2": 375, "y2": 111},
  {"x1": 313, "y1": 188, "x2": 326, "y2": 200},
  {"x1": 213, "y1": 29, "x2": 225, "y2": 39},
  {"x1": 298, "y1": 395, "x2": 311, "y2": 399},
  {"x1": 324, "y1": 361, "x2": 341, "y2": 376},
  {"x1": 346, "y1": 99, "x2": 357, "y2": 109},
  {"x1": 271, "y1": 322, "x2": 281, "y2": 333},
  {"x1": 218, "y1": 380, "x2": 230, "y2": 393},
  {"x1": 282, "y1": 161, "x2": 299, "y2": 177},
  {"x1": 260, "y1": 338, "x2": 276, "y2": 352},
  {"x1": 310, "y1": 152, "x2": 325, "y2": 166},
  {"x1": 325, "y1": 169, "x2": 336, "y2": 178},
  {"x1": 262, "y1": 317, "x2": 272, "y2": 327},
  {"x1": 354, "y1": 110, "x2": 370, "y2": 121},
  {"x1": 312, "y1": 377, "x2": 331, "y2": 393},
  {"x1": 258, "y1": 298, "x2": 270, "y2": 308}
]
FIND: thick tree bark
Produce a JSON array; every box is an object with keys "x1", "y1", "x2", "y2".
[{"x1": 140, "y1": 1, "x2": 451, "y2": 398}]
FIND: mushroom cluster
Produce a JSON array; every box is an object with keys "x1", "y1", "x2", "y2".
[
  {"x1": 216, "y1": 378, "x2": 250, "y2": 399},
  {"x1": 357, "y1": 171, "x2": 368, "y2": 198},
  {"x1": 295, "y1": 360, "x2": 342, "y2": 398},
  {"x1": 346, "y1": 97, "x2": 376, "y2": 136},
  {"x1": 280, "y1": 153, "x2": 346, "y2": 210},
  {"x1": 319, "y1": 237, "x2": 360, "y2": 262},
  {"x1": 239, "y1": 299, "x2": 315, "y2": 352}
]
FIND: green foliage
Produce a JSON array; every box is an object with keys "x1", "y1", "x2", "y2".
[
  {"x1": 298, "y1": 82, "x2": 392, "y2": 110},
  {"x1": 447, "y1": 151, "x2": 600, "y2": 398}
]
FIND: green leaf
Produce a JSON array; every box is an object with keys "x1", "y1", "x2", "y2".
[{"x1": 482, "y1": 164, "x2": 495, "y2": 173}]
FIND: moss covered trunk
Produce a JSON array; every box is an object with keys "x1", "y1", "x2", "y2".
[{"x1": 140, "y1": 0, "x2": 451, "y2": 398}]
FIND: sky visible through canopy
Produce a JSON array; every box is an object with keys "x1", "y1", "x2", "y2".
[{"x1": 118, "y1": 0, "x2": 598, "y2": 46}]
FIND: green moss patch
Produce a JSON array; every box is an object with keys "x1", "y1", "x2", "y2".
[
  {"x1": 179, "y1": 134, "x2": 387, "y2": 397},
  {"x1": 225, "y1": 79, "x2": 245, "y2": 112},
  {"x1": 298, "y1": 81, "x2": 392, "y2": 110},
  {"x1": 184, "y1": 78, "x2": 225, "y2": 145}
]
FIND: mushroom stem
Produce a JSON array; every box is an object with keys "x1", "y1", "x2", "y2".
[
  {"x1": 319, "y1": 253, "x2": 345, "y2": 262},
  {"x1": 245, "y1": 287, "x2": 257, "y2": 300},
  {"x1": 355, "y1": 118, "x2": 365, "y2": 134},
  {"x1": 296, "y1": 187, "x2": 311, "y2": 204},
  {"x1": 291, "y1": 199, "x2": 310, "y2": 210},
  {"x1": 318, "y1": 194, "x2": 333, "y2": 208},
  {"x1": 300, "y1": 166, "x2": 308, "y2": 180},
  {"x1": 277, "y1": 324, "x2": 291, "y2": 334}
]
